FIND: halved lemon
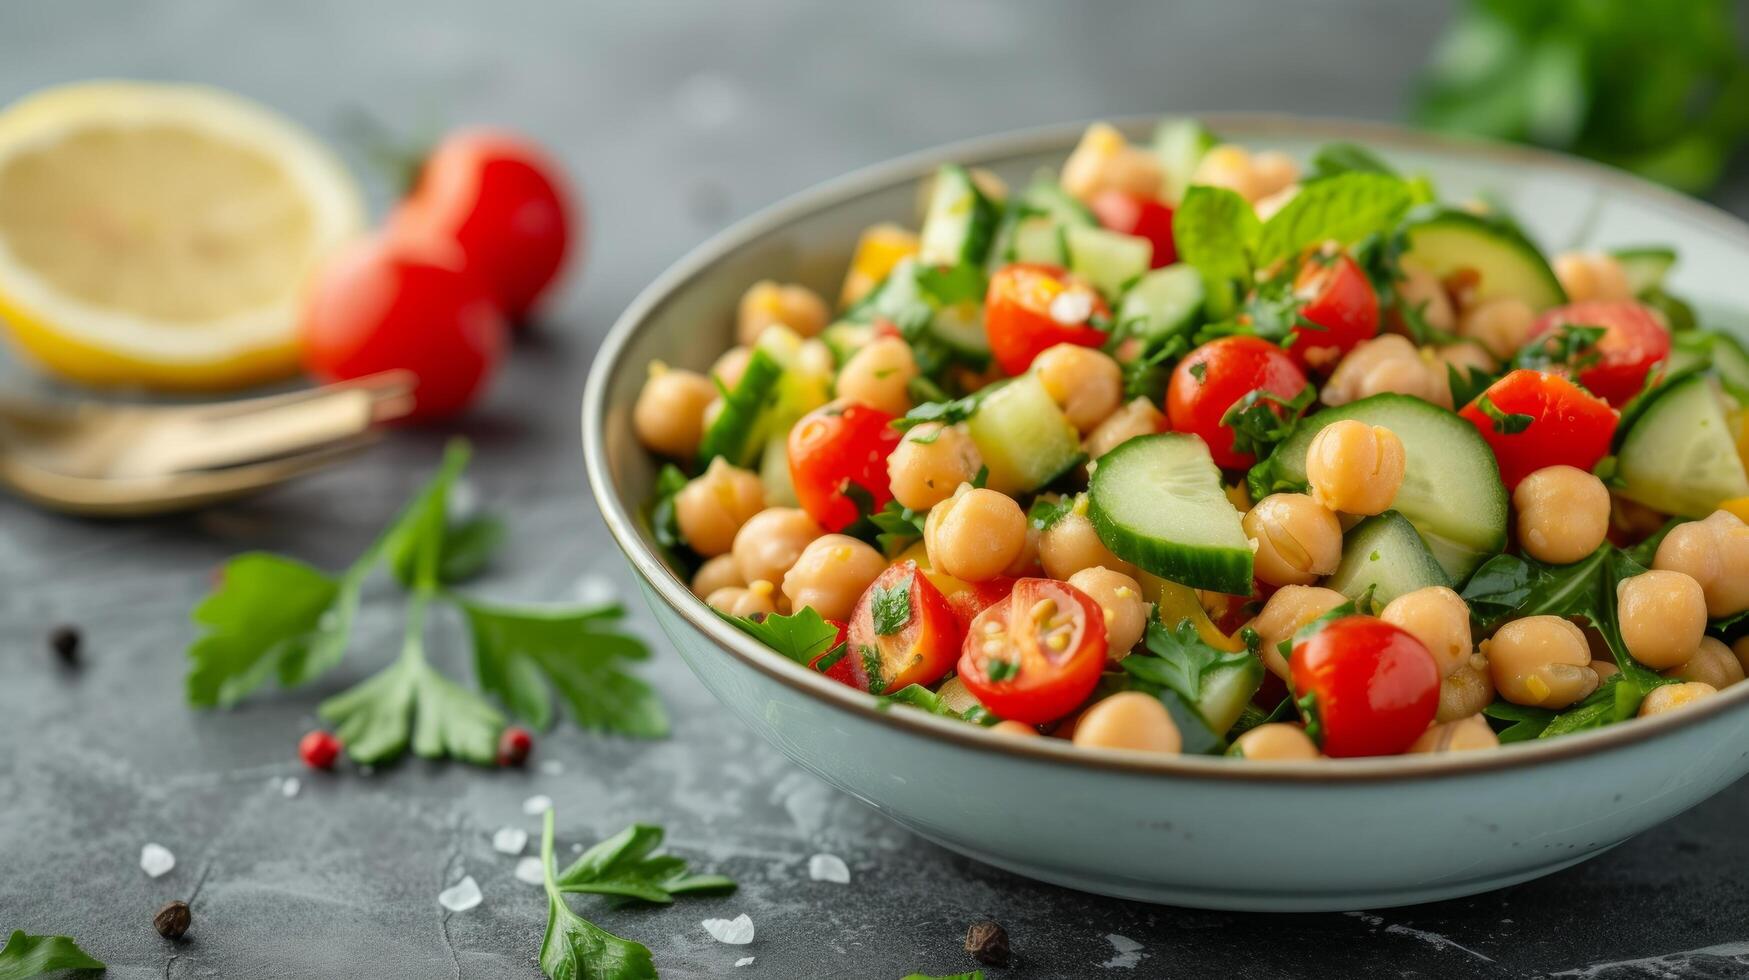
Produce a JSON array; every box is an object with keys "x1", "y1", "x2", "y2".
[{"x1": 0, "y1": 81, "x2": 365, "y2": 390}]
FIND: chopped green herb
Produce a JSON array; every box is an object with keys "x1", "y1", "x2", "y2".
[
  {"x1": 1475, "y1": 394, "x2": 1534, "y2": 434},
  {"x1": 1219, "y1": 383, "x2": 1317, "y2": 460},
  {"x1": 1027, "y1": 495, "x2": 1076, "y2": 532},
  {"x1": 1512, "y1": 323, "x2": 1608, "y2": 373},
  {"x1": 985, "y1": 657, "x2": 1020, "y2": 682},
  {"x1": 870, "y1": 581, "x2": 913, "y2": 636},
  {"x1": 1123, "y1": 619, "x2": 1254, "y2": 705}
]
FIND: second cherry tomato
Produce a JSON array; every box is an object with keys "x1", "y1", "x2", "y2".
[
  {"x1": 1089, "y1": 190, "x2": 1176, "y2": 268},
  {"x1": 1288, "y1": 253, "x2": 1379, "y2": 371},
  {"x1": 1526, "y1": 300, "x2": 1670, "y2": 407},
  {"x1": 1290, "y1": 616, "x2": 1439, "y2": 758},
  {"x1": 984, "y1": 263, "x2": 1111, "y2": 376},
  {"x1": 844, "y1": 561, "x2": 964, "y2": 693},
  {"x1": 1458, "y1": 369, "x2": 1618, "y2": 490},
  {"x1": 1167, "y1": 336, "x2": 1309, "y2": 469},
  {"x1": 958, "y1": 578, "x2": 1107, "y2": 725},
  {"x1": 946, "y1": 576, "x2": 1017, "y2": 632},
  {"x1": 787, "y1": 402, "x2": 902, "y2": 532}
]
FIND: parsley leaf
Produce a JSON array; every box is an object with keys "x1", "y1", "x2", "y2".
[
  {"x1": 0, "y1": 931, "x2": 105, "y2": 978},
  {"x1": 1219, "y1": 383, "x2": 1317, "y2": 460},
  {"x1": 1482, "y1": 700, "x2": 1553, "y2": 743},
  {"x1": 1512, "y1": 323, "x2": 1608, "y2": 373},
  {"x1": 1306, "y1": 141, "x2": 1396, "y2": 180},
  {"x1": 537, "y1": 811, "x2": 658, "y2": 980},
  {"x1": 895, "y1": 383, "x2": 1003, "y2": 431},
  {"x1": 1254, "y1": 172, "x2": 1414, "y2": 268},
  {"x1": 317, "y1": 633, "x2": 507, "y2": 765},
  {"x1": 555, "y1": 823, "x2": 735, "y2": 903},
  {"x1": 392, "y1": 513, "x2": 507, "y2": 587},
  {"x1": 1173, "y1": 185, "x2": 1261, "y2": 317},
  {"x1": 1119, "y1": 336, "x2": 1187, "y2": 401},
  {"x1": 870, "y1": 581, "x2": 912, "y2": 635},
  {"x1": 868, "y1": 500, "x2": 927, "y2": 554},
  {"x1": 1475, "y1": 394, "x2": 1534, "y2": 434},
  {"x1": 1445, "y1": 363, "x2": 1497, "y2": 408},
  {"x1": 718, "y1": 607, "x2": 841, "y2": 665},
  {"x1": 1123, "y1": 619, "x2": 1255, "y2": 705},
  {"x1": 1027, "y1": 494, "x2": 1075, "y2": 532}
]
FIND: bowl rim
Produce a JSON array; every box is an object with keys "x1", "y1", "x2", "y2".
[{"x1": 583, "y1": 112, "x2": 1749, "y2": 783}]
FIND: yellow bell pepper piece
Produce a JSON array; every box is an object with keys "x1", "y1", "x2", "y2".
[{"x1": 839, "y1": 223, "x2": 920, "y2": 308}]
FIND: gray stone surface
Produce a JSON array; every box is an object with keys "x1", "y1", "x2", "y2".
[{"x1": 3, "y1": 2, "x2": 1749, "y2": 977}]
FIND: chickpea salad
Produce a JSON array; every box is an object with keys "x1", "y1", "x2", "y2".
[{"x1": 632, "y1": 119, "x2": 1749, "y2": 761}]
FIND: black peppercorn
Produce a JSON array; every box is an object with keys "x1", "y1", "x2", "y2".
[
  {"x1": 965, "y1": 919, "x2": 1010, "y2": 967},
  {"x1": 49, "y1": 625, "x2": 80, "y2": 666},
  {"x1": 154, "y1": 900, "x2": 191, "y2": 940}
]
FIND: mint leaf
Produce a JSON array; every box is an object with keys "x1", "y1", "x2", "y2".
[
  {"x1": 870, "y1": 581, "x2": 911, "y2": 635},
  {"x1": 538, "y1": 812, "x2": 657, "y2": 980},
  {"x1": 1173, "y1": 185, "x2": 1261, "y2": 317},
  {"x1": 0, "y1": 931, "x2": 104, "y2": 979},
  {"x1": 717, "y1": 606, "x2": 841, "y2": 665},
  {"x1": 1125, "y1": 619, "x2": 1254, "y2": 704},
  {"x1": 555, "y1": 823, "x2": 735, "y2": 903},
  {"x1": 1254, "y1": 173, "x2": 1413, "y2": 268}
]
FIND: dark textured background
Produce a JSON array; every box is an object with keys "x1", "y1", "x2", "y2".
[{"x1": 4, "y1": 2, "x2": 1749, "y2": 977}]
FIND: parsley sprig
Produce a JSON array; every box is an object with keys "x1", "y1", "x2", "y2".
[{"x1": 1219, "y1": 383, "x2": 1317, "y2": 460}]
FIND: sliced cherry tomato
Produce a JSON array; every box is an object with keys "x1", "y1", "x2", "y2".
[
  {"x1": 947, "y1": 576, "x2": 1017, "y2": 632},
  {"x1": 1526, "y1": 300, "x2": 1671, "y2": 407},
  {"x1": 843, "y1": 561, "x2": 963, "y2": 693},
  {"x1": 1458, "y1": 369, "x2": 1618, "y2": 490},
  {"x1": 1290, "y1": 615, "x2": 1439, "y2": 758},
  {"x1": 1166, "y1": 336, "x2": 1309, "y2": 469},
  {"x1": 984, "y1": 263, "x2": 1111, "y2": 376},
  {"x1": 807, "y1": 618, "x2": 859, "y2": 689},
  {"x1": 1287, "y1": 253, "x2": 1379, "y2": 371},
  {"x1": 788, "y1": 402, "x2": 902, "y2": 532},
  {"x1": 1089, "y1": 190, "x2": 1176, "y2": 268},
  {"x1": 958, "y1": 578, "x2": 1106, "y2": 724},
  {"x1": 300, "y1": 234, "x2": 507, "y2": 421},
  {"x1": 389, "y1": 128, "x2": 574, "y2": 320}
]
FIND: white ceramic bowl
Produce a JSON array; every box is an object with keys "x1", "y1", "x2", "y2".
[{"x1": 583, "y1": 116, "x2": 1749, "y2": 911}]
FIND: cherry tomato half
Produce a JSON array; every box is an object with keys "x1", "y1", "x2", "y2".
[
  {"x1": 1288, "y1": 253, "x2": 1379, "y2": 372},
  {"x1": 1526, "y1": 300, "x2": 1670, "y2": 407},
  {"x1": 788, "y1": 402, "x2": 902, "y2": 532},
  {"x1": 958, "y1": 578, "x2": 1107, "y2": 725},
  {"x1": 946, "y1": 576, "x2": 1017, "y2": 632},
  {"x1": 984, "y1": 263, "x2": 1111, "y2": 376},
  {"x1": 300, "y1": 235, "x2": 507, "y2": 421},
  {"x1": 1167, "y1": 336, "x2": 1309, "y2": 469},
  {"x1": 1290, "y1": 615, "x2": 1439, "y2": 758},
  {"x1": 1089, "y1": 190, "x2": 1175, "y2": 268},
  {"x1": 390, "y1": 128, "x2": 575, "y2": 320},
  {"x1": 843, "y1": 561, "x2": 963, "y2": 694},
  {"x1": 1458, "y1": 369, "x2": 1618, "y2": 490}
]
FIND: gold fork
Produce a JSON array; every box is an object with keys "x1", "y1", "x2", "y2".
[{"x1": 0, "y1": 371, "x2": 416, "y2": 516}]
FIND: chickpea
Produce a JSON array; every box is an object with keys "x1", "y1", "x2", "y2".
[
  {"x1": 674, "y1": 458, "x2": 765, "y2": 557},
  {"x1": 1005, "y1": 521, "x2": 1043, "y2": 577},
  {"x1": 1242, "y1": 493, "x2": 1342, "y2": 587},
  {"x1": 1616, "y1": 570, "x2": 1707, "y2": 669},
  {"x1": 1321, "y1": 335, "x2": 1441, "y2": 407},
  {"x1": 1553, "y1": 251, "x2": 1632, "y2": 303},
  {"x1": 1083, "y1": 397, "x2": 1166, "y2": 462},
  {"x1": 1485, "y1": 615, "x2": 1598, "y2": 708},
  {"x1": 1231, "y1": 723, "x2": 1319, "y2": 760},
  {"x1": 1663, "y1": 637, "x2": 1745, "y2": 689},
  {"x1": 1653, "y1": 510, "x2": 1749, "y2": 618},
  {"x1": 1408, "y1": 715, "x2": 1499, "y2": 754},
  {"x1": 991, "y1": 719, "x2": 1041, "y2": 738},
  {"x1": 737, "y1": 280, "x2": 829, "y2": 345},
  {"x1": 1513, "y1": 466, "x2": 1611, "y2": 565},
  {"x1": 1591, "y1": 658, "x2": 1619, "y2": 683},
  {"x1": 1061, "y1": 122, "x2": 1163, "y2": 201},
  {"x1": 1457, "y1": 297, "x2": 1536, "y2": 360},
  {"x1": 690, "y1": 554, "x2": 744, "y2": 598},
  {"x1": 1396, "y1": 266, "x2": 1457, "y2": 334},
  {"x1": 1034, "y1": 344, "x2": 1123, "y2": 433},
  {"x1": 731, "y1": 507, "x2": 823, "y2": 587},
  {"x1": 1437, "y1": 652, "x2": 1496, "y2": 722},
  {"x1": 1040, "y1": 502, "x2": 1135, "y2": 579},
  {"x1": 1304, "y1": 419, "x2": 1407, "y2": 516},
  {"x1": 1249, "y1": 585, "x2": 1348, "y2": 680},
  {"x1": 633, "y1": 365, "x2": 717, "y2": 458},
  {"x1": 1381, "y1": 586, "x2": 1473, "y2": 678},
  {"x1": 1071, "y1": 692, "x2": 1182, "y2": 754},
  {"x1": 887, "y1": 422, "x2": 982, "y2": 512},
  {"x1": 798, "y1": 339, "x2": 836, "y2": 377},
  {"x1": 1191, "y1": 144, "x2": 1260, "y2": 201},
  {"x1": 780, "y1": 534, "x2": 886, "y2": 621},
  {"x1": 710, "y1": 346, "x2": 752, "y2": 391},
  {"x1": 1250, "y1": 151, "x2": 1300, "y2": 201},
  {"x1": 924, "y1": 485, "x2": 1027, "y2": 582},
  {"x1": 1067, "y1": 566, "x2": 1149, "y2": 661},
  {"x1": 705, "y1": 580, "x2": 778, "y2": 618},
  {"x1": 836, "y1": 335, "x2": 917, "y2": 416},
  {"x1": 1638, "y1": 681, "x2": 1718, "y2": 718}
]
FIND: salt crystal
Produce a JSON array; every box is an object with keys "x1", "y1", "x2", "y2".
[
  {"x1": 522, "y1": 794, "x2": 553, "y2": 816},
  {"x1": 538, "y1": 759, "x2": 565, "y2": 776},
  {"x1": 438, "y1": 875, "x2": 483, "y2": 913},
  {"x1": 281, "y1": 777, "x2": 301, "y2": 798},
  {"x1": 493, "y1": 826, "x2": 529, "y2": 855},
  {"x1": 140, "y1": 843, "x2": 175, "y2": 878},
  {"x1": 514, "y1": 857, "x2": 546, "y2": 886},
  {"x1": 573, "y1": 574, "x2": 618, "y2": 606},
  {"x1": 702, "y1": 913, "x2": 755, "y2": 945},
  {"x1": 807, "y1": 853, "x2": 850, "y2": 884},
  {"x1": 1102, "y1": 933, "x2": 1144, "y2": 969},
  {"x1": 736, "y1": 957, "x2": 755, "y2": 967}
]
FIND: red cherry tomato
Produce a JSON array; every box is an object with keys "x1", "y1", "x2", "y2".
[
  {"x1": 1290, "y1": 616, "x2": 1439, "y2": 758},
  {"x1": 843, "y1": 561, "x2": 964, "y2": 693},
  {"x1": 390, "y1": 128, "x2": 575, "y2": 319},
  {"x1": 958, "y1": 578, "x2": 1107, "y2": 725},
  {"x1": 1167, "y1": 336, "x2": 1309, "y2": 469},
  {"x1": 947, "y1": 576, "x2": 1017, "y2": 632},
  {"x1": 808, "y1": 618, "x2": 860, "y2": 689},
  {"x1": 787, "y1": 402, "x2": 902, "y2": 532},
  {"x1": 1287, "y1": 253, "x2": 1379, "y2": 372},
  {"x1": 1526, "y1": 300, "x2": 1671, "y2": 406},
  {"x1": 1458, "y1": 369, "x2": 1618, "y2": 490},
  {"x1": 1089, "y1": 190, "x2": 1176, "y2": 268},
  {"x1": 984, "y1": 263, "x2": 1111, "y2": 376},
  {"x1": 300, "y1": 235, "x2": 508, "y2": 421}
]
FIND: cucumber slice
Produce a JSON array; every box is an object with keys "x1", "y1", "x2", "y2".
[
  {"x1": 820, "y1": 321, "x2": 876, "y2": 367},
  {"x1": 1670, "y1": 330, "x2": 1749, "y2": 400},
  {"x1": 1116, "y1": 264, "x2": 1205, "y2": 346},
  {"x1": 1152, "y1": 117, "x2": 1219, "y2": 205},
  {"x1": 1398, "y1": 208, "x2": 1566, "y2": 311},
  {"x1": 697, "y1": 348, "x2": 784, "y2": 467},
  {"x1": 759, "y1": 436, "x2": 799, "y2": 508},
  {"x1": 1006, "y1": 216, "x2": 1069, "y2": 265},
  {"x1": 964, "y1": 375, "x2": 1083, "y2": 494},
  {"x1": 846, "y1": 258, "x2": 990, "y2": 359},
  {"x1": 1088, "y1": 433, "x2": 1253, "y2": 594},
  {"x1": 1618, "y1": 374, "x2": 1749, "y2": 518},
  {"x1": 1018, "y1": 174, "x2": 1097, "y2": 226},
  {"x1": 987, "y1": 175, "x2": 1094, "y2": 270},
  {"x1": 1250, "y1": 394, "x2": 1508, "y2": 582},
  {"x1": 929, "y1": 298, "x2": 991, "y2": 357},
  {"x1": 1326, "y1": 511, "x2": 1451, "y2": 606},
  {"x1": 1066, "y1": 224, "x2": 1152, "y2": 300},
  {"x1": 1611, "y1": 246, "x2": 1677, "y2": 296},
  {"x1": 918, "y1": 164, "x2": 998, "y2": 267},
  {"x1": 1196, "y1": 654, "x2": 1263, "y2": 736}
]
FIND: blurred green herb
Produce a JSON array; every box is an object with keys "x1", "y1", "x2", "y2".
[{"x1": 0, "y1": 931, "x2": 104, "y2": 979}]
